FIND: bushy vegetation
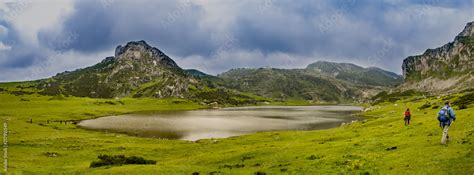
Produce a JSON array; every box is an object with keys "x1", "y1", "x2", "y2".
[
  {"x1": 90, "y1": 154, "x2": 156, "y2": 168},
  {"x1": 418, "y1": 102, "x2": 432, "y2": 110},
  {"x1": 190, "y1": 87, "x2": 269, "y2": 106},
  {"x1": 453, "y1": 93, "x2": 474, "y2": 109},
  {"x1": 371, "y1": 90, "x2": 427, "y2": 104},
  {"x1": 457, "y1": 36, "x2": 474, "y2": 46}
]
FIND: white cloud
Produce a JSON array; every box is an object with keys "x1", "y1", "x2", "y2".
[
  {"x1": 0, "y1": 42, "x2": 11, "y2": 51},
  {"x1": 0, "y1": 25, "x2": 7, "y2": 37},
  {"x1": 0, "y1": 49, "x2": 112, "y2": 82},
  {"x1": 383, "y1": 4, "x2": 473, "y2": 57},
  {"x1": 0, "y1": 0, "x2": 472, "y2": 81},
  {"x1": 1, "y1": 0, "x2": 75, "y2": 46}
]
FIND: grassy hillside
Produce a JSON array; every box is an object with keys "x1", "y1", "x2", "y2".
[
  {"x1": 306, "y1": 61, "x2": 403, "y2": 87},
  {"x1": 218, "y1": 68, "x2": 367, "y2": 103},
  {"x1": 0, "y1": 89, "x2": 472, "y2": 174},
  {"x1": 218, "y1": 64, "x2": 400, "y2": 103}
]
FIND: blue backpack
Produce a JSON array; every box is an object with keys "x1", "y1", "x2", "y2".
[{"x1": 437, "y1": 107, "x2": 450, "y2": 122}]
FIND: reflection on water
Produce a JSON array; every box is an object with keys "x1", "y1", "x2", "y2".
[{"x1": 78, "y1": 106, "x2": 362, "y2": 141}]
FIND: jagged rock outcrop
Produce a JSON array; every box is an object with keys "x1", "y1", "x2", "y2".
[
  {"x1": 114, "y1": 40, "x2": 178, "y2": 68},
  {"x1": 401, "y1": 22, "x2": 474, "y2": 92}
]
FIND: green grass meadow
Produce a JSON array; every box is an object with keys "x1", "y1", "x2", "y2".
[{"x1": 0, "y1": 90, "x2": 472, "y2": 174}]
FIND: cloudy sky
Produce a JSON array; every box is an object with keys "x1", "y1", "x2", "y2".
[{"x1": 0, "y1": 0, "x2": 472, "y2": 82}]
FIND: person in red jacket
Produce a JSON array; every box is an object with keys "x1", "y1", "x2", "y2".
[{"x1": 404, "y1": 108, "x2": 411, "y2": 126}]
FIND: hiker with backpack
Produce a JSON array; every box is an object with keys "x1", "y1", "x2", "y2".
[
  {"x1": 438, "y1": 101, "x2": 456, "y2": 144},
  {"x1": 404, "y1": 108, "x2": 411, "y2": 126}
]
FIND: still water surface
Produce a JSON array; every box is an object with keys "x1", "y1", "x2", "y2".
[{"x1": 78, "y1": 106, "x2": 362, "y2": 141}]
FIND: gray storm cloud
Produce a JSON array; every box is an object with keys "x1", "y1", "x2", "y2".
[{"x1": 0, "y1": 0, "x2": 472, "y2": 81}]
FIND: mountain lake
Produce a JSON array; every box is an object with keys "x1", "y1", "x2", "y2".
[{"x1": 78, "y1": 105, "x2": 363, "y2": 141}]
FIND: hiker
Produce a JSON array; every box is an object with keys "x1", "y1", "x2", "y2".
[
  {"x1": 404, "y1": 108, "x2": 411, "y2": 126},
  {"x1": 438, "y1": 101, "x2": 456, "y2": 144}
]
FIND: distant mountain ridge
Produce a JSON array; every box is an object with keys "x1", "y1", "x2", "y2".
[
  {"x1": 218, "y1": 62, "x2": 402, "y2": 102},
  {"x1": 306, "y1": 61, "x2": 402, "y2": 87},
  {"x1": 401, "y1": 21, "x2": 474, "y2": 92},
  {"x1": 218, "y1": 68, "x2": 351, "y2": 102},
  {"x1": 28, "y1": 40, "x2": 402, "y2": 103}
]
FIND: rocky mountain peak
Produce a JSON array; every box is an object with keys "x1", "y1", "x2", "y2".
[
  {"x1": 44, "y1": 40, "x2": 193, "y2": 98},
  {"x1": 457, "y1": 21, "x2": 474, "y2": 38},
  {"x1": 114, "y1": 40, "x2": 178, "y2": 68}
]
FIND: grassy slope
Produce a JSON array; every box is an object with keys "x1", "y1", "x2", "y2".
[{"x1": 0, "y1": 91, "x2": 473, "y2": 174}]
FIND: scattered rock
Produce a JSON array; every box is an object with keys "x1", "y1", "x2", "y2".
[
  {"x1": 209, "y1": 102, "x2": 219, "y2": 108},
  {"x1": 43, "y1": 152, "x2": 60, "y2": 157}
]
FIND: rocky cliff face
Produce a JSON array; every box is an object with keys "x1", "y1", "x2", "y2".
[{"x1": 401, "y1": 22, "x2": 474, "y2": 92}]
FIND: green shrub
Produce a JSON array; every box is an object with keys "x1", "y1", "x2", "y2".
[
  {"x1": 90, "y1": 154, "x2": 156, "y2": 168},
  {"x1": 93, "y1": 101, "x2": 123, "y2": 105},
  {"x1": 372, "y1": 90, "x2": 427, "y2": 104},
  {"x1": 388, "y1": 97, "x2": 400, "y2": 103},
  {"x1": 418, "y1": 103, "x2": 431, "y2": 110},
  {"x1": 453, "y1": 93, "x2": 474, "y2": 109},
  {"x1": 10, "y1": 91, "x2": 34, "y2": 96}
]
